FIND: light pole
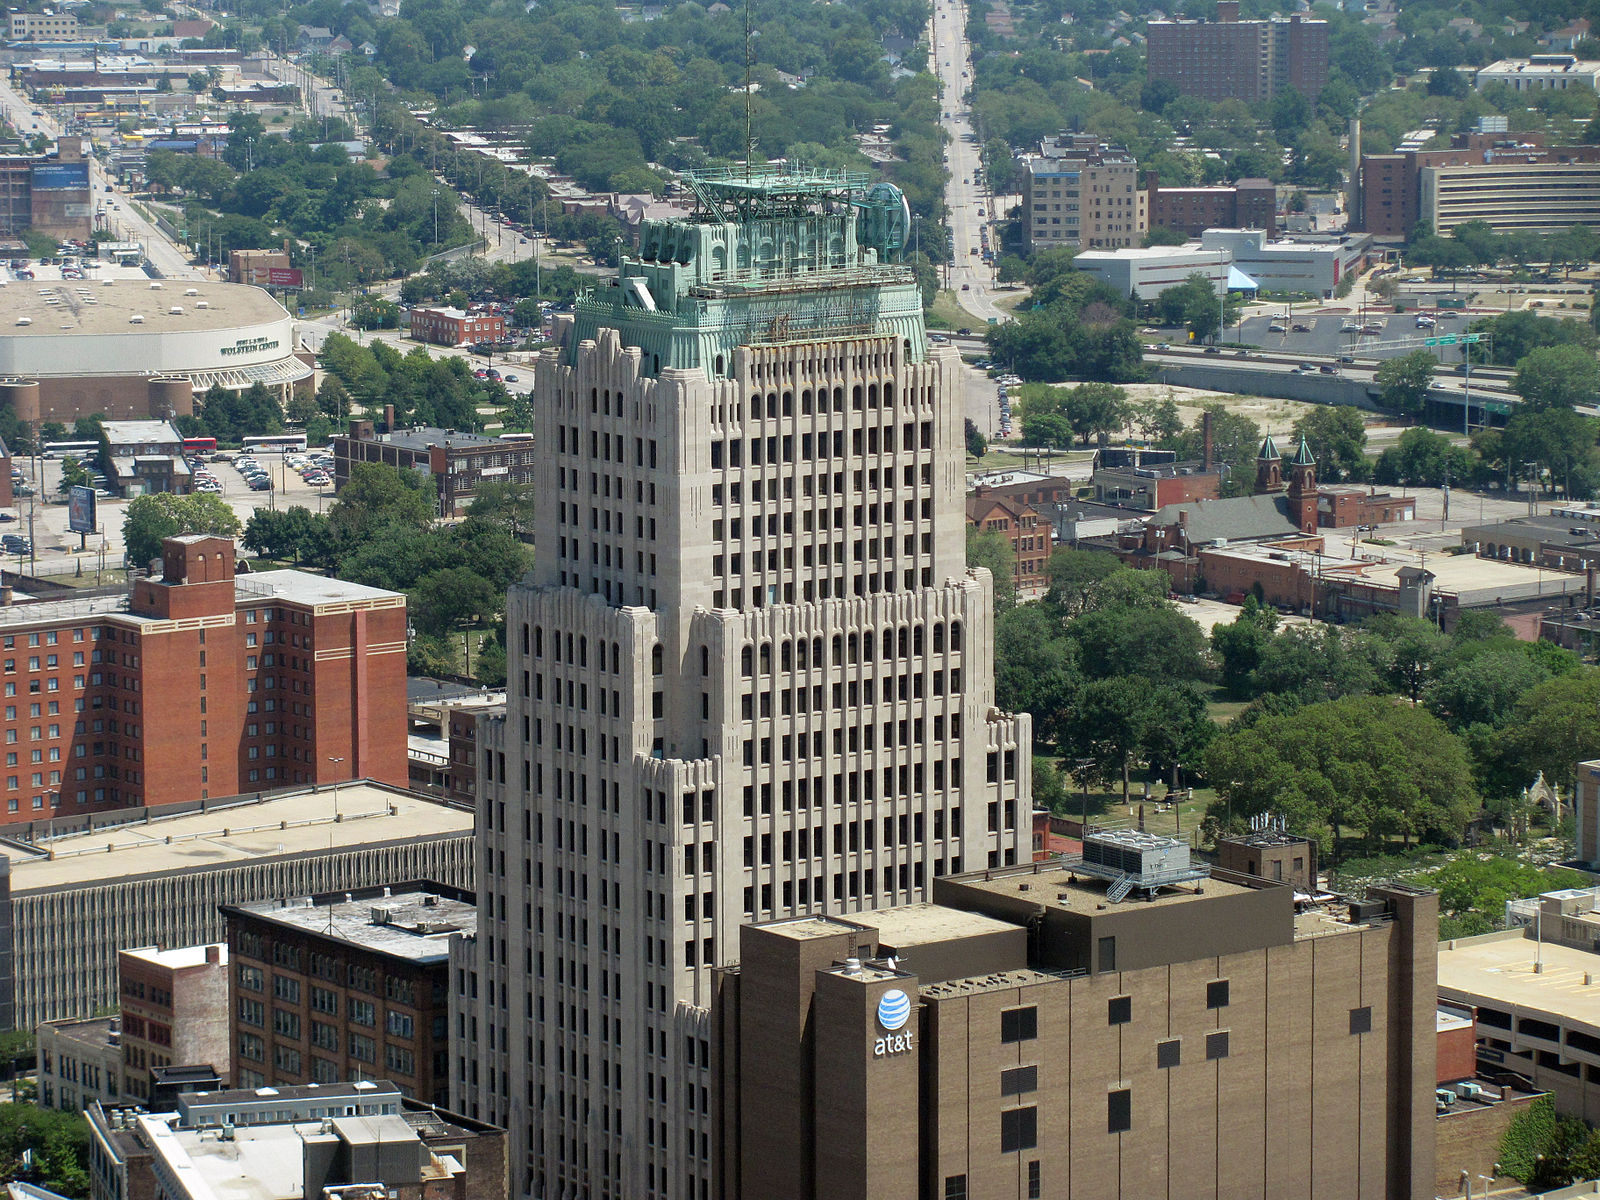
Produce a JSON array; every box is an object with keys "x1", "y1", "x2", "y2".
[
  {"x1": 327, "y1": 755, "x2": 345, "y2": 819},
  {"x1": 432, "y1": 188, "x2": 441, "y2": 246}
]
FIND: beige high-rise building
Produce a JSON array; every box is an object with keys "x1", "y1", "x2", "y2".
[
  {"x1": 453, "y1": 167, "x2": 1032, "y2": 1200},
  {"x1": 1020, "y1": 135, "x2": 1146, "y2": 255}
]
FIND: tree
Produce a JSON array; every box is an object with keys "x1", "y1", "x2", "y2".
[
  {"x1": 57, "y1": 456, "x2": 90, "y2": 494},
  {"x1": 122, "y1": 494, "x2": 241, "y2": 567},
  {"x1": 1204, "y1": 695, "x2": 1480, "y2": 855},
  {"x1": 1211, "y1": 597, "x2": 1279, "y2": 697},
  {"x1": 411, "y1": 567, "x2": 500, "y2": 635},
  {"x1": 993, "y1": 605, "x2": 1080, "y2": 749},
  {"x1": 1513, "y1": 343, "x2": 1600, "y2": 411},
  {"x1": 1422, "y1": 852, "x2": 1592, "y2": 939},
  {"x1": 327, "y1": 463, "x2": 436, "y2": 543},
  {"x1": 465, "y1": 480, "x2": 538, "y2": 542},
  {"x1": 966, "y1": 525, "x2": 1017, "y2": 612},
  {"x1": 1060, "y1": 676, "x2": 1213, "y2": 802},
  {"x1": 1363, "y1": 614, "x2": 1450, "y2": 702},
  {"x1": 965, "y1": 418, "x2": 987, "y2": 459},
  {"x1": 1374, "y1": 350, "x2": 1436, "y2": 414},
  {"x1": 0, "y1": 1102, "x2": 90, "y2": 1197},
  {"x1": 1155, "y1": 273, "x2": 1228, "y2": 343},
  {"x1": 1500, "y1": 669, "x2": 1600, "y2": 796},
  {"x1": 1045, "y1": 547, "x2": 1122, "y2": 616},
  {"x1": 1291, "y1": 405, "x2": 1367, "y2": 483},
  {"x1": 1066, "y1": 601, "x2": 1211, "y2": 683}
]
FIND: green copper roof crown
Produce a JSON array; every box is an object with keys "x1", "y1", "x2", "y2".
[
  {"x1": 567, "y1": 166, "x2": 927, "y2": 379},
  {"x1": 1291, "y1": 435, "x2": 1316, "y2": 466},
  {"x1": 1257, "y1": 434, "x2": 1281, "y2": 460}
]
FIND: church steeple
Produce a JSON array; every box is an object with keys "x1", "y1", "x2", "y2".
[
  {"x1": 1254, "y1": 434, "x2": 1283, "y2": 495},
  {"x1": 1287, "y1": 436, "x2": 1318, "y2": 533}
]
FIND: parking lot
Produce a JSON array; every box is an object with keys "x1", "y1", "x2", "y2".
[
  {"x1": 1234, "y1": 310, "x2": 1480, "y2": 363},
  {"x1": 4, "y1": 450, "x2": 338, "y2": 576}
]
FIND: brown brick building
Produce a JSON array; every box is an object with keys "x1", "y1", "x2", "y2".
[
  {"x1": 712, "y1": 840, "x2": 1440, "y2": 1200},
  {"x1": 1356, "y1": 132, "x2": 1600, "y2": 238},
  {"x1": 1146, "y1": 176, "x2": 1278, "y2": 238},
  {"x1": 1147, "y1": 3, "x2": 1329, "y2": 103},
  {"x1": 223, "y1": 883, "x2": 475, "y2": 1105},
  {"x1": 333, "y1": 422, "x2": 536, "y2": 518},
  {"x1": 0, "y1": 534, "x2": 407, "y2": 822},
  {"x1": 965, "y1": 493, "x2": 1049, "y2": 595},
  {"x1": 117, "y1": 944, "x2": 231, "y2": 1103}
]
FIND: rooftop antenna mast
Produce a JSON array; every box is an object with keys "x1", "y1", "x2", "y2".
[{"x1": 744, "y1": 0, "x2": 753, "y2": 179}]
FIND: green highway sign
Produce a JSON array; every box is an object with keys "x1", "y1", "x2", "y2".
[{"x1": 1424, "y1": 333, "x2": 1481, "y2": 347}]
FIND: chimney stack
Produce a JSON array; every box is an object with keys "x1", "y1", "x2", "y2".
[
  {"x1": 206, "y1": 945, "x2": 221, "y2": 964},
  {"x1": 1202, "y1": 410, "x2": 1215, "y2": 472}
]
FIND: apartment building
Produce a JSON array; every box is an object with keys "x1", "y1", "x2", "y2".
[
  {"x1": 408, "y1": 306, "x2": 506, "y2": 348},
  {"x1": 0, "y1": 535, "x2": 405, "y2": 822},
  {"x1": 223, "y1": 883, "x2": 473, "y2": 1105},
  {"x1": 1020, "y1": 135, "x2": 1145, "y2": 254},
  {"x1": 9, "y1": 12, "x2": 81, "y2": 39},
  {"x1": 454, "y1": 167, "x2": 1031, "y2": 1200},
  {"x1": 965, "y1": 492, "x2": 1049, "y2": 596},
  {"x1": 1147, "y1": 2, "x2": 1329, "y2": 103},
  {"x1": 116, "y1": 944, "x2": 230, "y2": 1101},
  {"x1": 1146, "y1": 175, "x2": 1278, "y2": 237},
  {"x1": 712, "y1": 835, "x2": 1439, "y2": 1200},
  {"x1": 1476, "y1": 54, "x2": 1600, "y2": 93}
]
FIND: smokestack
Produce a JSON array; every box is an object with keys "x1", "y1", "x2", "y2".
[
  {"x1": 1347, "y1": 116, "x2": 1362, "y2": 230},
  {"x1": 1202, "y1": 410, "x2": 1214, "y2": 472},
  {"x1": 383, "y1": 404, "x2": 396, "y2": 432}
]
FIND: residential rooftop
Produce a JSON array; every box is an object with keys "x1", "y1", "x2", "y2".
[
  {"x1": 348, "y1": 426, "x2": 505, "y2": 453},
  {"x1": 223, "y1": 884, "x2": 476, "y2": 964},
  {"x1": 5, "y1": 783, "x2": 473, "y2": 894}
]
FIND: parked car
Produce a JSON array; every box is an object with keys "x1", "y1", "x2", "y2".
[
  {"x1": 1291, "y1": 323, "x2": 1311, "y2": 333},
  {"x1": 248, "y1": 477, "x2": 273, "y2": 491},
  {"x1": 1268, "y1": 322, "x2": 1286, "y2": 333}
]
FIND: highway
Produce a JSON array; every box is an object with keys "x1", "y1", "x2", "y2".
[{"x1": 927, "y1": 0, "x2": 1008, "y2": 325}]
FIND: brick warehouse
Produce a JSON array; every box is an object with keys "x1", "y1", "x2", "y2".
[{"x1": 0, "y1": 534, "x2": 406, "y2": 820}]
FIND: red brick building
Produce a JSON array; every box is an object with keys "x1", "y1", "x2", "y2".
[
  {"x1": 0, "y1": 534, "x2": 407, "y2": 821},
  {"x1": 966, "y1": 492, "x2": 1050, "y2": 594},
  {"x1": 408, "y1": 306, "x2": 506, "y2": 347},
  {"x1": 1318, "y1": 486, "x2": 1416, "y2": 528},
  {"x1": 1147, "y1": 2, "x2": 1328, "y2": 103},
  {"x1": 1147, "y1": 175, "x2": 1278, "y2": 238}
]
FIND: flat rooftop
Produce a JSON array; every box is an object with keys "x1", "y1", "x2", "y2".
[
  {"x1": 950, "y1": 861, "x2": 1253, "y2": 915},
  {"x1": 758, "y1": 915, "x2": 874, "y2": 942},
  {"x1": 1439, "y1": 930, "x2": 1600, "y2": 1031},
  {"x1": 238, "y1": 570, "x2": 405, "y2": 609},
  {"x1": 0, "y1": 279, "x2": 288, "y2": 336},
  {"x1": 226, "y1": 888, "x2": 475, "y2": 964},
  {"x1": 5, "y1": 785, "x2": 473, "y2": 894},
  {"x1": 374, "y1": 427, "x2": 504, "y2": 453},
  {"x1": 120, "y1": 943, "x2": 227, "y2": 969},
  {"x1": 921, "y1": 967, "x2": 1062, "y2": 999},
  {"x1": 1207, "y1": 539, "x2": 1584, "y2": 595},
  {"x1": 1462, "y1": 516, "x2": 1600, "y2": 547},
  {"x1": 869, "y1": 902, "x2": 1021, "y2": 949},
  {"x1": 101, "y1": 420, "x2": 180, "y2": 445}
]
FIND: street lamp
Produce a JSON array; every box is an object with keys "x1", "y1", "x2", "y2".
[
  {"x1": 432, "y1": 188, "x2": 441, "y2": 246},
  {"x1": 327, "y1": 755, "x2": 345, "y2": 819}
]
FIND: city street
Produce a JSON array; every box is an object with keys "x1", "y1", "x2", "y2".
[{"x1": 929, "y1": 0, "x2": 1008, "y2": 325}]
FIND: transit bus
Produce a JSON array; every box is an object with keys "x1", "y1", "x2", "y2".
[
  {"x1": 497, "y1": 432, "x2": 535, "y2": 444},
  {"x1": 241, "y1": 433, "x2": 309, "y2": 455},
  {"x1": 182, "y1": 436, "x2": 217, "y2": 456},
  {"x1": 41, "y1": 440, "x2": 101, "y2": 460}
]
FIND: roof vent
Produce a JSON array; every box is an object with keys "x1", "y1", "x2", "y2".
[
  {"x1": 14, "y1": 317, "x2": 29, "y2": 326},
  {"x1": 196, "y1": 300, "x2": 209, "y2": 309},
  {"x1": 102, "y1": 279, "x2": 114, "y2": 287},
  {"x1": 168, "y1": 305, "x2": 183, "y2": 315},
  {"x1": 148, "y1": 281, "x2": 163, "y2": 289},
  {"x1": 129, "y1": 314, "x2": 144, "y2": 324},
  {"x1": 184, "y1": 288, "x2": 199, "y2": 296}
]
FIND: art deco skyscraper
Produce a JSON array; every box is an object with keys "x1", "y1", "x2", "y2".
[{"x1": 455, "y1": 168, "x2": 1031, "y2": 1200}]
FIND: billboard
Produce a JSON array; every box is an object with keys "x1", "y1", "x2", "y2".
[
  {"x1": 266, "y1": 267, "x2": 303, "y2": 287},
  {"x1": 68, "y1": 485, "x2": 96, "y2": 534},
  {"x1": 31, "y1": 162, "x2": 90, "y2": 192}
]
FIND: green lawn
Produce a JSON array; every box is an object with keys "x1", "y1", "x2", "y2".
[{"x1": 927, "y1": 290, "x2": 987, "y2": 330}]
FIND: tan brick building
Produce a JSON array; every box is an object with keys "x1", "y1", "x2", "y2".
[
  {"x1": 713, "y1": 838, "x2": 1440, "y2": 1200},
  {"x1": 1020, "y1": 135, "x2": 1145, "y2": 254}
]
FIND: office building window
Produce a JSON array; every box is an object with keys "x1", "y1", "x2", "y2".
[
  {"x1": 1207, "y1": 1031, "x2": 1230, "y2": 1061},
  {"x1": 1001, "y1": 1006, "x2": 1038, "y2": 1044},
  {"x1": 1108, "y1": 1088, "x2": 1132, "y2": 1134},
  {"x1": 1027, "y1": 1161, "x2": 1041, "y2": 1200},
  {"x1": 943, "y1": 1177, "x2": 967, "y2": 1200},
  {"x1": 1350, "y1": 1006, "x2": 1372, "y2": 1035},
  {"x1": 1108, "y1": 995, "x2": 1131, "y2": 1025},
  {"x1": 1207, "y1": 980, "x2": 1230, "y2": 1009},
  {"x1": 1157, "y1": 1039, "x2": 1180, "y2": 1069},
  {"x1": 1000, "y1": 1106, "x2": 1037, "y2": 1153},
  {"x1": 1000, "y1": 1065, "x2": 1038, "y2": 1095}
]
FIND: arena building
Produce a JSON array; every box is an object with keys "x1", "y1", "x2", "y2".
[{"x1": 0, "y1": 278, "x2": 311, "y2": 426}]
